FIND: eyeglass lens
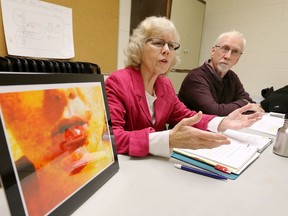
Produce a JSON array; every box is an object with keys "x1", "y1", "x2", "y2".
[
  {"x1": 215, "y1": 45, "x2": 242, "y2": 56},
  {"x1": 147, "y1": 38, "x2": 180, "y2": 50}
]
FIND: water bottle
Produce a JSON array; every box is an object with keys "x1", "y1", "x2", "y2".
[{"x1": 273, "y1": 113, "x2": 288, "y2": 157}]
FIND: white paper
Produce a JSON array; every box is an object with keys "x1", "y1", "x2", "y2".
[
  {"x1": 223, "y1": 129, "x2": 273, "y2": 152},
  {"x1": 249, "y1": 113, "x2": 284, "y2": 136},
  {"x1": 182, "y1": 143, "x2": 258, "y2": 170},
  {"x1": 1, "y1": 0, "x2": 74, "y2": 59}
]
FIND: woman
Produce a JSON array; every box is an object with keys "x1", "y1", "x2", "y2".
[{"x1": 105, "y1": 16, "x2": 261, "y2": 157}]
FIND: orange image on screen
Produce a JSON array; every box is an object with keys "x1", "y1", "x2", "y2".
[{"x1": 0, "y1": 85, "x2": 114, "y2": 216}]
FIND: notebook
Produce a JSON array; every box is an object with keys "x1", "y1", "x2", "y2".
[{"x1": 172, "y1": 129, "x2": 273, "y2": 175}]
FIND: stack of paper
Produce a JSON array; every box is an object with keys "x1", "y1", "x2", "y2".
[
  {"x1": 249, "y1": 113, "x2": 284, "y2": 136},
  {"x1": 172, "y1": 129, "x2": 273, "y2": 179}
]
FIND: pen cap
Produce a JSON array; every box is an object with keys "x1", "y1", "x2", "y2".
[{"x1": 273, "y1": 113, "x2": 288, "y2": 157}]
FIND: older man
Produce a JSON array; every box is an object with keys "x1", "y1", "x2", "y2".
[{"x1": 178, "y1": 30, "x2": 264, "y2": 116}]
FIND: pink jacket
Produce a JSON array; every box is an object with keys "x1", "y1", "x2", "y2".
[{"x1": 105, "y1": 67, "x2": 215, "y2": 157}]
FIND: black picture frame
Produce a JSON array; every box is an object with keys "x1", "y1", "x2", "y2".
[{"x1": 0, "y1": 73, "x2": 119, "y2": 216}]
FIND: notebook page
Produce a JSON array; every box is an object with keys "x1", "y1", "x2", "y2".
[
  {"x1": 223, "y1": 129, "x2": 273, "y2": 152},
  {"x1": 182, "y1": 143, "x2": 258, "y2": 170},
  {"x1": 249, "y1": 113, "x2": 284, "y2": 136}
]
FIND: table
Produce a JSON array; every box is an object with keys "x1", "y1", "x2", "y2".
[
  {"x1": 1, "y1": 135, "x2": 288, "y2": 216},
  {"x1": 73, "y1": 144, "x2": 288, "y2": 216}
]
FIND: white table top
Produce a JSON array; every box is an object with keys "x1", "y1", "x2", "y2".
[
  {"x1": 1, "y1": 135, "x2": 288, "y2": 216},
  {"x1": 73, "y1": 135, "x2": 288, "y2": 216}
]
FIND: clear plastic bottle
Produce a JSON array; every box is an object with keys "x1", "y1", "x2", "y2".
[{"x1": 273, "y1": 113, "x2": 288, "y2": 157}]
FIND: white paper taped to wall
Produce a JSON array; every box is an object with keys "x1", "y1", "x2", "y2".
[{"x1": 1, "y1": 0, "x2": 74, "y2": 59}]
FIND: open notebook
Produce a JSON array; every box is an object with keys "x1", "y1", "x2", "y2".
[{"x1": 173, "y1": 129, "x2": 273, "y2": 176}]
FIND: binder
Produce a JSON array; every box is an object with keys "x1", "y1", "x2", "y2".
[
  {"x1": 0, "y1": 56, "x2": 101, "y2": 74},
  {"x1": 171, "y1": 129, "x2": 273, "y2": 180},
  {"x1": 171, "y1": 151, "x2": 239, "y2": 180}
]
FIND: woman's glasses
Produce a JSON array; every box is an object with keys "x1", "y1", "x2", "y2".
[{"x1": 146, "y1": 38, "x2": 180, "y2": 51}]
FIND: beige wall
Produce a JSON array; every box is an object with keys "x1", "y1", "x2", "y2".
[
  {"x1": 118, "y1": 0, "x2": 206, "y2": 93},
  {"x1": 117, "y1": 0, "x2": 131, "y2": 70},
  {"x1": 170, "y1": 0, "x2": 205, "y2": 70},
  {"x1": 119, "y1": 0, "x2": 288, "y2": 98},
  {"x1": 167, "y1": 0, "x2": 206, "y2": 93},
  {"x1": 201, "y1": 0, "x2": 288, "y2": 98}
]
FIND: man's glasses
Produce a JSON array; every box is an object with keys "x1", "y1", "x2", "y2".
[
  {"x1": 215, "y1": 45, "x2": 243, "y2": 57},
  {"x1": 146, "y1": 38, "x2": 180, "y2": 51}
]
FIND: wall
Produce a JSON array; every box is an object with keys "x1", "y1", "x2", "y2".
[
  {"x1": 0, "y1": 0, "x2": 119, "y2": 73},
  {"x1": 118, "y1": 0, "x2": 288, "y2": 98},
  {"x1": 170, "y1": 0, "x2": 205, "y2": 70},
  {"x1": 117, "y1": 0, "x2": 131, "y2": 70},
  {"x1": 117, "y1": 0, "x2": 206, "y2": 93},
  {"x1": 201, "y1": 0, "x2": 288, "y2": 98},
  {"x1": 168, "y1": 0, "x2": 205, "y2": 93}
]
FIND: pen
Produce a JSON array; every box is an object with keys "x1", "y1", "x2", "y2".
[
  {"x1": 270, "y1": 112, "x2": 285, "y2": 118},
  {"x1": 174, "y1": 164, "x2": 227, "y2": 180}
]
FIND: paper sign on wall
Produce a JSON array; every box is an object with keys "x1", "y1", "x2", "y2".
[{"x1": 1, "y1": 0, "x2": 75, "y2": 59}]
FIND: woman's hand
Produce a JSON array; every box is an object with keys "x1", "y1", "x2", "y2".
[
  {"x1": 218, "y1": 104, "x2": 262, "y2": 132},
  {"x1": 169, "y1": 111, "x2": 230, "y2": 150}
]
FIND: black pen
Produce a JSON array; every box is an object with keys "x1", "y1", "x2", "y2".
[{"x1": 174, "y1": 164, "x2": 228, "y2": 180}]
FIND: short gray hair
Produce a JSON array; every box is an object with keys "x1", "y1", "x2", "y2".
[{"x1": 214, "y1": 30, "x2": 246, "y2": 51}]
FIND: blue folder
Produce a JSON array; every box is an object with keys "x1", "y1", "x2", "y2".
[{"x1": 171, "y1": 151, "x2": 239, "y2": 180}]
